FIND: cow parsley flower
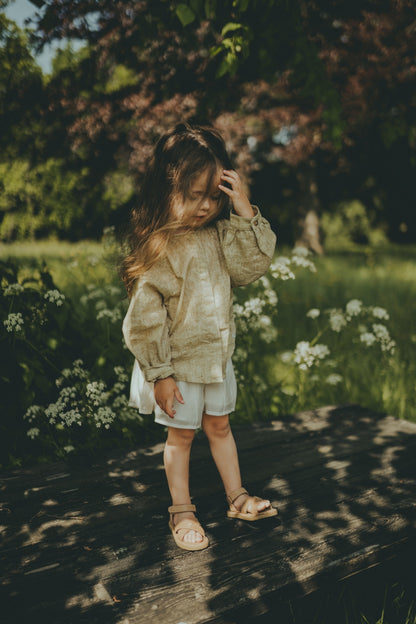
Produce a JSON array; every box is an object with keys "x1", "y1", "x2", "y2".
[
  {"x1": 24, "y1": 405, "x2": 43, "y2": 422},
  {"x1": 345, "y1": 299, "x2": 363, "y2": 317},
  {"x1": 306, "y1": 308, "x2": 320, "y2": 319},
  {"x1": 3, "y1": 283, "x2": 24, "y2": 296},
  {"x1": 325, "y1": 374, "x2": 343, "y2": 385},
  {"x1": 96, "y1": 308, "x2": 122, "y2": 322},
  {"x1": 371, "y1": 307, "x2": 390, "y2": 320},
  {"x1": 360, "y1": 332, "x2": 377, "y2": 347},
  {"x1": 27, "y1": 427, "x2": 40, "y2": 439},
  {"x1": 328, "y1": 309, "x2": 347, "y2": 332},
  {"x1": 372, "y1": 324, "x2": 396, "y2": 353},
  {"x1": 269, "y1": 257, "x2": 295, "y2": 281},
  {"x1": 44, "y1": 289, "x2": 65, "y2": 306},
  {"x1": 4, "y1": 312, "x2": 24, "y2": 333},
  {"x1": 294, "y1": 341, "x2": 330, "y2": 370}
]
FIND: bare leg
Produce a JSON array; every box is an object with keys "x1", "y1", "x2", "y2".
[
  {"x1": 202, "y1": 414, "x2": 271, "y2": 512},
  {"x1": 164, "y1": 426, "x2": 204, "y2": 544}
]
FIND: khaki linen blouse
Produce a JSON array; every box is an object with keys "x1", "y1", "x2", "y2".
[{"x1": 122, "y1": 207, "x2": 276, "y2": 386}]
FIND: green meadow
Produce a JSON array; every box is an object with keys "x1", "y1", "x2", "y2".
[{"x1": 1, "y1": 239, "x2": 415, "y2": 470}]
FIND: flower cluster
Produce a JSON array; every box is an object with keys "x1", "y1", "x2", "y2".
[
  {"x1": 269, "y1": 247, "x2": 316, "y2": 281},
  {"x1": 294, "y1": 341, "x2": 330, "y2": 370},
  {"x1": 24, "y1": 361, "x2": 136, "y2": 440},
  {"x1": 80, "y1": 284, "x2": 125, "y2": 324},
  {"x1": 3, "y1": 283, "x2": 24, "y2": 296},
  {"x1": 44, "y1": 289, "x2": 66, "y2": 306},
  {"x1": 4, "y1": 312, "x2": 24, "y2": 333}
]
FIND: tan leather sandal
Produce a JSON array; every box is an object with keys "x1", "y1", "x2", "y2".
[
  {"x1": 168, "y1": 504, "x2": 209, "y2": 551},
  {"x1": 226, "y1": 487, "x2": 278, "y2": 521}
]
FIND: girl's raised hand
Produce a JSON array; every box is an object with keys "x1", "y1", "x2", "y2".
[
  {"x1": 219, "y1": 170, "x2": 255, "y2": 218},
  {"x1": 154, "y1": 376, "x2": 184, "y2": 418}
]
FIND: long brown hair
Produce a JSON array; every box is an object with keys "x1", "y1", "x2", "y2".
[{"x1": 122, "y1": 122, "x2": 233, "y2": 295}]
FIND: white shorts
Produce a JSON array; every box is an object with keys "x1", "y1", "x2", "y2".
[{"x1": 154, "y1": 359, "x2": 237, "y2": 430}]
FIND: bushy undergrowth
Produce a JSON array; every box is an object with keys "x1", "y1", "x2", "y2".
[{"x1": 1, "y1": 237, "x2": 413, "y2": 469}]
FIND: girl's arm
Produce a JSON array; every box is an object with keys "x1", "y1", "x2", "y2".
[
  {"x1": 122, "y1": 274, "x2": 174, "y2": 383},
  {"x1": 217, "y1": 170, "x2": 277, "y2": 287}
]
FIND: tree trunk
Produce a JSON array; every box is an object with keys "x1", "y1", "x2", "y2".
[{"x1": 295, "y1": 162, "x2": 324, "y2": 255}]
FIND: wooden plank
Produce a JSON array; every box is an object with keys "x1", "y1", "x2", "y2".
[{"x1": 0, "y1": 405, "x2": 415, "y2": 624}]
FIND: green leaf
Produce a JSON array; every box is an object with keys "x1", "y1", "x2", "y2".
[
  {"x1": 175, "y1": 4, "x2": 196, "y2": 26},
  {"x1": 221, "y1": 22, "x2": 243, "y2": 37}
]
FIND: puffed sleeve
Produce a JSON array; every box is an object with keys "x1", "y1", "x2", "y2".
[
  {"x1": 216, "y1": 206, "x2": 277, "y2": 287},
  {"x1": 122, "y1": 267, "x2": 174, "y2": 383}
]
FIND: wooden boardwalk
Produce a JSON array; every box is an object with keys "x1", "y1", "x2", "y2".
[{"x1": 1, "y1": 404, "x2": 416, "y2": 624}]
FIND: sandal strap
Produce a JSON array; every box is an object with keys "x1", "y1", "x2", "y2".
[
  {"x1": 227, "y1": 487, "x2": 249, "y2": 506},
  {"x1": 240, "y1": 495, "x2": 261, "y2": 515},
  {"x1": 174, "y1": 518, "x2": 205, "y2": 537},
  {"x1": 168, "y1": 503, "x2": 196, "y2": 514}
]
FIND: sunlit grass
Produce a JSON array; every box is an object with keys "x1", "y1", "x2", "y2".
[{"x1": 2, "y1": 240, "x2": 415, "y2": 423}]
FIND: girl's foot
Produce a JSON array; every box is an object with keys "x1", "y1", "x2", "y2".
[
  {"x1": 229, "y1": 493, "x2": 272, "y2": 515},
  {"x1": 172, "y1": 511, "x2": 205, "y2": 545},
  {"x1": 226, "y1": 487, "x2": 278, "y2": 521}
]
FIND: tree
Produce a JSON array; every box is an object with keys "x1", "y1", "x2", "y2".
[{"x1": 4, "y1": 0, "x2": 416, "y2": 244}]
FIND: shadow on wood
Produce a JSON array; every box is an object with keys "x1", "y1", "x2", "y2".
[{"x1": 1, "y1": 404, "x2": 416, "y2": 623}]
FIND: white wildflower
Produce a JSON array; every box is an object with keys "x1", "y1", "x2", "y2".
[
  {"x1": 61, "y1": 409, "x2": 83, "y2": 427},
  {"x1": 372, "y1": 323, "x2": 396, "y2": 353},
  {"x1": 96, "y1": 308, "x2": 122, "y2": 322},
  {"x1": 328, "y1": 309, "x2": 347, "y2": 332},
  {"x1": 63, "y1": 445, "x2": 75, "y2": 453},
  {"x1": 243, "y1": 297, "x2": 265, "y2": 317},
  {"x1": 294, "y1": 341, "x2": 330, "y2": 370},
  {"x1": 290, "y1": 254, "x2": 316, "y2": 272},
  {"x1": 306, "y1": 308, "x2": 320, "y2": 319},
  {"x1": 280, "y1": 351, "x2": 294, "y2": 363},
  {"x1": 94, "y1": 406, "x2": 116, "y2": 429},
  {"x1": 360, "y1": 332, "x2": 377, "y2": 347},
  {"x1": 113, "y1": 395, "x2": 128, "y2": 409},
  {"x1": 44, "y1": 289, "x2": 65, "y2": 307},
  {"x1": 269, "y1": 257, "x2": 295, "y2": 281},
  {"x1": 27, "y1": 427, "x2": 40, "y2": 439},
  {"x1": 24, "y1": 405, "x2": 43, "y2": 422},
  {"x1": 113, "y1": 381, "x2": 126, "y2": 394},
  {"x1": 3, "y1": 283, "x2": 24, "y2": 296},
  {"x1": 345, "y1": 299, "x2": 363, "y2": 317},
  {"x1": 292, "y1": 246, "x2": 310, "y2": 258},
  {"x1": 86, "y1": 381, "x2": 108, "y2": 406},
  {"x1": 4, "y1": 312, "x2": 24, "y2": 333},
  {"x1": 45, "y1": 402, "x2": 60, "y2": 424},
  {"x1": 114, "y1": 366, "x2": 129, "y2": 383},
  {"x1": 325, "y1": 374, "x2": 343, "y2": 385},
  {"x1": 371, "y1": 307, "x2": 390, "y2": 320}
]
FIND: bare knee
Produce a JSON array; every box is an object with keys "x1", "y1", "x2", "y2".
[
  {"x1": 166, "y1": 427, "x2": 195, "y2": 449},
  {"x1": 202, "y1": 414, "x2": 231, "y2": 440}
]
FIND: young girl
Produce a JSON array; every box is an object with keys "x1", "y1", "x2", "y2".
[{"x1": 122, "y1": 122, "x2": 278, "y2": 551}]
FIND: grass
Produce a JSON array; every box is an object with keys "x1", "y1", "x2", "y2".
[
  {"x1": 2, "y1": 239, "x2": 415, "y2": 424},
  {"x1": 272, "y1": 246, "x2": 416, "y2": 422}
]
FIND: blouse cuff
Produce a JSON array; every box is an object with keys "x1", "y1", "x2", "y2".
[
  {"x1": 144, "y1": 364, "x2": 175, "y2": 383},
  {"x1": 229, "y1": 206, "x2": 261, "y2": 230}
]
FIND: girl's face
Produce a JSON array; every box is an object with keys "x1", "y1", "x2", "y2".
[{"x1": 171, "y1": 167, "x2": 224, "y2": 228}]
